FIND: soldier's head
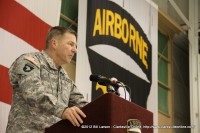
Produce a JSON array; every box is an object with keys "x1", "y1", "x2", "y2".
[
  {"x1": 45, "y1": 26, "x2": 77, "y2": 65},
  {"x1": 46, "y1": 26, "x2": 77, "y2": 48}
]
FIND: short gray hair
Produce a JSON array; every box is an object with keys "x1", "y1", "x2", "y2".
[{"x1": 45, "y1": 26, "x2": 77, "y2": 48}]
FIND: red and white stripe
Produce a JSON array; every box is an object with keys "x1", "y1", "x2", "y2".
[{"x1": 0, "y1": 0, "x2": 61, "y2": 132}]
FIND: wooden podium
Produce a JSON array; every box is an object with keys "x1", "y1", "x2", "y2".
[{"x1": 45, "y1": 93, "x2": 153, "y2": 133}]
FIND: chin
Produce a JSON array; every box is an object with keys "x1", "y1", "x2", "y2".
[{"x1": 67, "y1": 60, "x2": 71, "y2": 64}]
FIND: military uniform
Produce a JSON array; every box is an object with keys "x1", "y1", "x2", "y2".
[{"x1": 6, "y1": 51, "x2": 88, "y2": 133}]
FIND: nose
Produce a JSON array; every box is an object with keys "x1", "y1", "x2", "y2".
[{"x1": 72, "y1": 46, "x2": 77, "y2": 53}]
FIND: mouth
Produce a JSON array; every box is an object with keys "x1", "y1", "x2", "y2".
[{"x1": 69, "y1": 55, "x2": 74, "y2": 58}]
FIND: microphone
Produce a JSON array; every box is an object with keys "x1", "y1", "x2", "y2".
[
  {"x1": 89, "y1": 74, "x2": 123, "y2": 87},
  {"x1": 89, "y1": 75, "x2": 120, "y2": 95},
  {"x1": 90, "y1": 74, "x2": 131, "y2": 99},
  {"x1": 89, "y1": 75, "x2": 112, "y2": 86}
]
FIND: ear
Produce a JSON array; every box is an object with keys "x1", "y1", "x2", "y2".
[{"x1": 50, "y1": 38, "x2": 58, "y2": 49}]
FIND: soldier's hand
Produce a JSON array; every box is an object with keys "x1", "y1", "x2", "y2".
[{"x1": 61, "y1": 106, "x2": 86, "y2": 127}]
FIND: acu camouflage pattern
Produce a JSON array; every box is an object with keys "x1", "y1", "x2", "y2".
[{"x1": 6, "y1": 51, "x2": 88, "y2": 133}]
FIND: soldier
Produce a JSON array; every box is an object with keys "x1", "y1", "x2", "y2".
[{"x1": 6, "y1": 26, "x2": 88, "y2": 133}]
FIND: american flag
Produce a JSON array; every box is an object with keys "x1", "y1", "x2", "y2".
[{"x1": 0, "y1": 0, "x2": 61, "y2": 132}]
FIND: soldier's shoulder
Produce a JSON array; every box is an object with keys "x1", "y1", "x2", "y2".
[
  {"x1": 17, "y1": 52, "x2": 42, "y2": 68},
  {"x1": 9, "y1": 52, "x2": 42, "y2": 75}
]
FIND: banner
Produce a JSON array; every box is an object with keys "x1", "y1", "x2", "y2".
[
  {"x1": 0, "y1": 0, "x2": 61, "y2": 132},
  {"x1": 77, "y1": 0, "x2": 158, "y2": 129}
]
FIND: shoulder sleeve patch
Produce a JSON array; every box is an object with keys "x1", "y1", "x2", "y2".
[
  {"x1": 23, "y1": 64, "x2": 34, "y2": 72},
  {"x1": 16, "y1": 60, "x2": 39, "y2": 76}
]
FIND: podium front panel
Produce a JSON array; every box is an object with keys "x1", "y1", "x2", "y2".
[{"x1": 45, "y1": 93, "x2": 153, "y2": 133}]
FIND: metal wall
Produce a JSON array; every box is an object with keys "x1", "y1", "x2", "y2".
[{"x1": 153, "y1": 0, "x2": 200, "y2": 132}]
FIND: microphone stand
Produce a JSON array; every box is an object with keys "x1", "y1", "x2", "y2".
[{"x1": 106, "y1": 84, "x2": 120, "y2": 96}]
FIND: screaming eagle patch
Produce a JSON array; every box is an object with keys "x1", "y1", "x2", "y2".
[{"x1": 23, "y1": 64, "x2": 34, "y2": 72}]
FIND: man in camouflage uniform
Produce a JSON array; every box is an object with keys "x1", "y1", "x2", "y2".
[{"x1": 6, "y1": 26, "x2": 88, "y2": 133}]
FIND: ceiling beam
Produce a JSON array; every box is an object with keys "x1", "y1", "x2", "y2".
[
  {"x1": 168, "y1": 0, "x2": 190, "y2": 29},
  {"x1": 158, "y1": 9, "x2": 184, "y2": 35}
]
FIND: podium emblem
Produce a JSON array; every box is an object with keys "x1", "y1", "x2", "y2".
[{"x1": 127, "y1": 119, "x2": 142, "y2": 133}]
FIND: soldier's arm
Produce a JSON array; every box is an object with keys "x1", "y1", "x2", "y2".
[
  {"x1": 9, "y1": 55, "x2": 66, "y2": 118},
  {"x1": 59, "y1": 78, "x2": 88, "y2": 126},
  {"x1": 68, "y1": 83, "x2": 88, "y2": 108}
]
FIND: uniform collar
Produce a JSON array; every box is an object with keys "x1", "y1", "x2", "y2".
[
  {"x1": 41, "y1": 51, "x2": 68, "y2": 76},
  {"x1": 41, "y1": 50, "x2": 60, "y2": 70}
]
